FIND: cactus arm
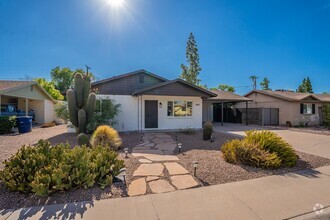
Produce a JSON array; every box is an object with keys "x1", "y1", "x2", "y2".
[
  {"x1": 85, "y1": 93, "x2": 96, "y2": 123},
  {"x1": 74, "y1": 73, "x2": 84, "y2": 108},
  {"x1": 67, "y1": 89, "x2": 78, "y2": 127},
  {"x1": 78, "y1": 109, "x2": 86, "y2": 134},
  {"x1": 83, "y1": 76, "x2": 91, "y2": 108}
]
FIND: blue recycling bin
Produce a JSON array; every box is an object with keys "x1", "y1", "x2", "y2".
[{"x1": 16, "y1": 116, "x2": 32, "y2": 133}]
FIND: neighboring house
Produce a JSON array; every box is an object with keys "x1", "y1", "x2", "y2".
[
  {"x1": 91, "y1": 69, "x2": 251, "y2": 131},
  {"x1": 0, "y1": 80, "x2": 56, "y2": 124},
  {"x1": 236, "y1": 90, "x2": 330, "y2": 126}
]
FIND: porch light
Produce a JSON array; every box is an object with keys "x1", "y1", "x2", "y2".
[
  {"x1": 119, "y1": 168, "x2": 127, "y2": 186},
  {"x1": 124, "y1": 148, "x2": 129, "y2": 158},
  {"x1": 192, "y1": 161, "x2": 199, "y2": 177},
  {"x1": 178, "y1": 143, "x2": 182, "y2": 153},
  {"x1": 159, "y1": 102, "x2": 162, "y2": 108}
]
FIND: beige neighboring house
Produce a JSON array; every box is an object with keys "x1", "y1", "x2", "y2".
[
  {"x1": 238, "y1": 90, "x2": 330, "y2": 126},
  {"x1": 0, "y1": 80, "x2": 56, "y2": 124}
]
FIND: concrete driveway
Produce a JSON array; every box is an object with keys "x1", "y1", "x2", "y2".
[{"x1": 214, "y1": 123, "x2": 330, "y2": 159}]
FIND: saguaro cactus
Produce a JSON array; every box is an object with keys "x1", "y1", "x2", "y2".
[{"x1": 67, "y1": 73, "x2": 96, "y2": 144}]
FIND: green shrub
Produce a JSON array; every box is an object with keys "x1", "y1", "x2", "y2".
[
  {"x1": 221, "y1": 139, "x2": 241, "y2": 163},
  {"x1": 87, "y1": 99, "x2": 121, "y2": 133},
  {"x1": 221, "y1": 130, "x2": 298, "y2": 169},
  {"x1": 54, "y1": 101, "x2": 69, "y2": 123},
  {"x1": 90, "y1": 125, "x2": 122, "y2": 150},
  {"x1": 0, "y1": 140, "x2": 124, "y2": 196},
  {"x1": 203, "y1": 121, "x2": 213, "y2": 140},
  {"x1": 0, "y1": 116, "x2": 16, "y2": 134},
  {"x1": 235, "y1": 142, "x2": 282, "y2": 169},
  {"x1": 244, "y1": 130, "x2": 297, "y2": 167},
  {"x1": 77, "y1": 133, "x2": 90, "y2": 146}
]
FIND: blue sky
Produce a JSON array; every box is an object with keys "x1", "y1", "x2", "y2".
[{"x1": 0, "y1": 0, "x2": 329, "y2": 94}]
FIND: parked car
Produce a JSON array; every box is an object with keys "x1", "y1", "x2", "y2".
[{"x1": 1, "y1": 104, "x2": 35, "y2": 120}]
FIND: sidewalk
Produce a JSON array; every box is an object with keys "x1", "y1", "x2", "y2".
[{"x1": 1, "y1": 166, "x2": 330, "y2": 220}]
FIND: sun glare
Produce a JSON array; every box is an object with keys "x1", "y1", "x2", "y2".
[{"x1": 107, "y1": 0, "x2": 125, "y2": 8}]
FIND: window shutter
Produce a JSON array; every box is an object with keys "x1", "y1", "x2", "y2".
[
  {"x1": 300, "y1": 104, "x2": 304, "y2": 114},
  {"x1": 312, "y1": 104, "x2": 315, "y2": 114}
]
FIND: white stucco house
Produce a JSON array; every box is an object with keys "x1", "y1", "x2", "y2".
[{"x1": 91, "y1": 70, "x2": 252, "y2": 132}]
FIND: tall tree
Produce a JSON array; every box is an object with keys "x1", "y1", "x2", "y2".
[
  {"x1": 297, "y1": 77, "x2": 313, "y2": 93},
  {"x1": 50, "y1": 67, "x2": 74, "y2": 95},
  {"x1": 218, "y1": 84, "x2": 235, "y2": 92},
  {"x1": 249, "y1": 75, "x2": 259, "y2": 90},
  {"x1": 180, "y1": 32, "x2": 202, "y2": 85},
  {"x1": 260, "y1": 77, "x2": 270, "y2": 90},
  {"x1": 34, "y1": 78, "x2": 64, "y2": 100},
  {"x1": 50, "y1": 67, "x2": 95, "y2": 95}
]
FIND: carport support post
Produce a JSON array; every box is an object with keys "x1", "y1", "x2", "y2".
[
  {"x1": 25, "y1": 98, "x2": 28, "y2": 116},
  {"x1": 245, "y1": 101, "x2": 248, "y2": 125},
  {"x1": 221, "y1": 101, "x2": 224, "y2": 126},
  {"x1": 0, "y1": 94, "x2": 1, "y2": 116}
]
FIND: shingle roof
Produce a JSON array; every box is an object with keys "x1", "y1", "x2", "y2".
[
  {"x1": 0, "y1": 81, "x2": 34, "y2": 92},
  {"x1": 91, "y1": 69, "x2": 168, "y2": 86},
  {"x1": 314, "y1": 94, "x2": 330, "y2": 102},
  {"x1": 206, "y1": 90, "x2": 252, "y2": 102},
  {"x1": 132, "y1": 78, "x2": 217, "y2": 97},
  {"x1": 245, "y1": 90, "x2": 326, "y2": 102}
]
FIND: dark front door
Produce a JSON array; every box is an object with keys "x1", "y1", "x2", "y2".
[{"x1": 145, "y1": 100, "x2": 158, "y2": 128}]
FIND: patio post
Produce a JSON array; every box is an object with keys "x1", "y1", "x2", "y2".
[
  {"x1": 25, "y1": 98, "x2": 28, "y2": 116},
  {"x1": 221, "y1": 101, "x2": 224, "y2": 126},
  {"x1": 245, "y1": 101, "x2": 248, "y2": 125}
]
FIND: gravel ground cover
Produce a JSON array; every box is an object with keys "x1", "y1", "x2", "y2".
[{"x1": 1, "y1": 127, "x2": 330, "y2": 210}]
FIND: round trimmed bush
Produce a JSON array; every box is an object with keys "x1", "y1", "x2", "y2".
[{"x1": 90, "y1": 125, "x2": 122, "y2": 150}]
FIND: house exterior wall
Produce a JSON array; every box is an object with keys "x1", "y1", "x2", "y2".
[
  {"x1": 202, "y1": 102, "x2": 213, "y2": 122},
  {"x1": 29, "y1": 100, "x2": 44, "y2": 123},
  {"x1": 4, "y1": 85, "x2": 48, "y2": 100},
  {"x1": 44, "y1": 100, "x2": 55, "y2": 123},
  {"x1": 142, "y1": 95, "x2": 203, "y2": 130},
  {"x1": 235, "y1": 92, "x2": 322, "y2": 126},
  {"x1": 97, "y1": 94, "x2": 203, "y2": 132}
]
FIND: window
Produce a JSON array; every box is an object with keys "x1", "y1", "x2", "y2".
[
  {"x1": 167, "y1": 101, "x2": 193, "y2": 117},
  {"x1": 301, "y1": 103, "x2": 315, "y2": 114}
]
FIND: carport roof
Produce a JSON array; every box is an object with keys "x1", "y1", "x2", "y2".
[
  {"x1": 0, "y1": 80, "x2": 55, "y2": 102},
  {"x1": 205, "y1": 90, "x2": 252, "y2": 103},
  {"x1": 0, "y1": 81, "x2": 33, "y2": 92}
]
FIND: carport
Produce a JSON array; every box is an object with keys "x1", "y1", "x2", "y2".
[
  {"x1": 203, "y1": 90, "x2": 252, "y2": 126},
  {"x1": 0, "y1": 81, "x2": 55, "y2": 124}
]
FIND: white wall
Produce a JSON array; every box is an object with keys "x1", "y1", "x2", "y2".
[
  {"x1": 44, "y1": 100, "x2": 55, "y2": 123},
  {"x1": 142, "y1": 95, "x2": 203, "y2": 130},
  {"x1": 29, "y1": 100, "x2": 44, "y2": 123},
  {"x1": 97, "y1": 94, "x2": 203, "y2": 132},
  {"x1": 97, "y1": 95, "x2": 139, "y2": 132}
]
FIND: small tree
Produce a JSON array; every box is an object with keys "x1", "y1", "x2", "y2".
[
  {"x1": 218, "y1": 84, "x2": 235, "y2": 92},
  {"x1": 297, "y1": 77, "x2": 313, "y2": 93},
  {"x1": 87, "y1": 99, "x2": 121, "y2": 133},
  {"x1": 322, "y1": 104, "x2": 330, "y2": 128},
  {"x1": 260, "y1": 77, "x2": 270, "y2": 90},
  {"x1": 54, "y1": 101, "x2": 69, "y2": 123},
  {"x1": 34, "y1": 78, "x2": 64, "y2": 100},
  {"x1": 180, "y1": 32, "x2": 202, "y2": 85}
]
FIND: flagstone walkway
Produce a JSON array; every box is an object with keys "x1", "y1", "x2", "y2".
[{"x1": 128, "y1": 133, "x2": 199, "y2": 197}]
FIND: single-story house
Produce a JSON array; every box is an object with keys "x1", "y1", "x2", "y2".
[
  {"x1": 236, "y1": 90, "x2": 330, "y2": 126},
  {"x1": 0, "y1": 80, "x2": 56, "y2": 124},
  {"x1": 91, "y1": 69, "x2": 251, "y2": 131}
]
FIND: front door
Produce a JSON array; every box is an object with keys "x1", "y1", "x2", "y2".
[{"x1": 145, "y1": 100, "x2": 158, "y2": 128}]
